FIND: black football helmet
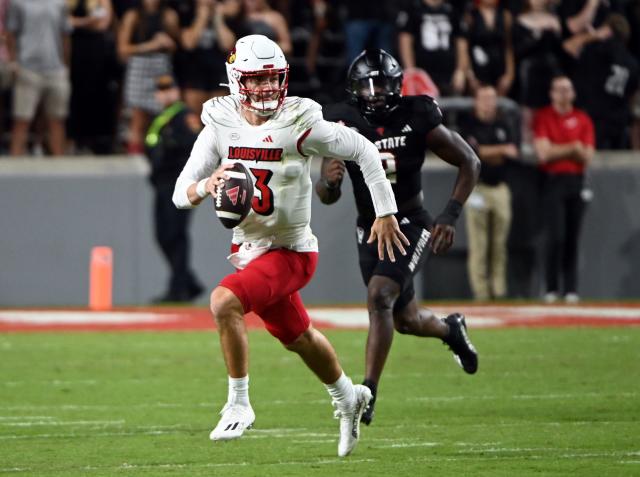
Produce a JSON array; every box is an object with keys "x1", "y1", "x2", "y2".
[{"x1": 347, "y1": 49, "x2": 403, "y2": 124}]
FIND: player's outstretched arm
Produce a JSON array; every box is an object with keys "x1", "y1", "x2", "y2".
[
  {"x1": 300, "y1": 119, "x2": 409, "y2": 261},
  {"x1": 315, "y1": 157, "x2": 345, "y2": 204},
  {"x1": 426, "y1": 125, "x2": 481, "y2": 254}
]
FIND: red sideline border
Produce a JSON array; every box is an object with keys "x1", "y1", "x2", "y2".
[{"x1": 1, "y1": 304, "x2": 640, "y2": 333}]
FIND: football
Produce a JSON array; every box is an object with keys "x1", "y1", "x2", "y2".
[{"x1": 213, "y1": 162, "x2": 254, "y2": 229}]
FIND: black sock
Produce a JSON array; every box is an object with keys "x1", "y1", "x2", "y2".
[{"x1": 362, "y1": 378, "x2": 378, "y2": 399}]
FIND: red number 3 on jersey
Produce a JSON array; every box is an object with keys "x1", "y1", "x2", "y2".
[{"x1": 250, "y1": 168, "x2": 275, "y2": 215}]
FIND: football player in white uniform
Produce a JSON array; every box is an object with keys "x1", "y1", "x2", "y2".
[{"x1": 173, "y1": 35, "x2": 408, "y2": 457}]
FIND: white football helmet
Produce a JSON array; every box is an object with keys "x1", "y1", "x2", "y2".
[{"x1": 226, "y1": 35, "x2": 289, "y2": 116}]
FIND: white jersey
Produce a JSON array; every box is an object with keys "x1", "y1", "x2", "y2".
[{"x1": 173, "y1": 95, "x2": 397, "y2": 251}]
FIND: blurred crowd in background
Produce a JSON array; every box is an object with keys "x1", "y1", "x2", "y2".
[{"x1": 0, "y1": 0, "x2": 639, "y2": 156}]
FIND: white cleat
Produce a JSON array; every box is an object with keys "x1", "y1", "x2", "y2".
[
  {"x1": 209, "y1": 403, "x2": 255, "y2": 441},
  {"x1": 564, "y1": 293, "x2": 580, "y2": 304},
  {"x1": 333, "y1": 384, "x2": 372, "y2": 457}
]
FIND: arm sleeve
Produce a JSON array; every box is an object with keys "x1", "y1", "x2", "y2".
[
  {"x1": 300, "y1": 119, "x2": 398, "y2": 217},
  {"x1": 172, "y1": 125, "x2": 220, "y2": 209}
]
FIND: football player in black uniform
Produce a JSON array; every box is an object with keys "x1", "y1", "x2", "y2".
[{"x1": 316, "y1": 49, "x2": 481, "y2": 425}]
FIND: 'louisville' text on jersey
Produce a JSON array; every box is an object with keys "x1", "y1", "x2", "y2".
[
  {"x1": 374, "y1": 136, "x2": 406, "y2": 150},
  {"x1": 228, "y1": 146, "x2": 284, "y2": 161}
]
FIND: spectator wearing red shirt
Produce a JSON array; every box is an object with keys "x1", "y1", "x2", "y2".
[{"x1": 533, "y1": 75, "x2": 595, "y2": 304}]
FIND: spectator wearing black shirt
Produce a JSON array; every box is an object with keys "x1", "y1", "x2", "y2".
[
  {"x1": 625, "y1": 0, "x2": 640, "y2": 148},
  {"x1": 68, "y1": 0, "x2": 118, "y2": 154},
  {"x1": 513, "y1": 0, "x2": 563, "y2": 142},
  {"x1": 343, "y1": 0, "x2": 397, "y2": 64},
  {"x1": 244, "y1": 0, "x2": 292, "y2": 55},
  {"x1": 145, "y1": 75, "x2": 203, "y2": 302},
  {"x1": 558, "y1": 0, "x2": 610, "y2": 38},
  {"x1": 117, "y1": 0, "x2": 180, "y2": 154},
  {"x1": 397, "y1": 0, "x2": 463, "y2": 96},
  {"x1": 171, "y1": 0, "x2": 239, "y2": 117},
  {"x1": 460, "y1": 85, "x2": 516, "y2": 300},
  {"x1": 456, "y1": 0, "x2": 515, "y2": 96},
  {"x1": 573, "y1": 14, "x2": 640, "y2": 149}
]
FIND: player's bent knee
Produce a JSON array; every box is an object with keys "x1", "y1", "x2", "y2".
[
  {"x1": 367, "y1": 287, "x2": 398, "y2": 313},
  {"x1": 210, "y1": 286, "x2": 243, "y2": 323},
  {"x1": 283, "y1": 327, "x2": 313, "y2": 352},
  {"x1": 393, "y1": 314, "x2": 414, "y2": 334}
]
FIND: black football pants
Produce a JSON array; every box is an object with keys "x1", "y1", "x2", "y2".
[
  {"x1": 542, "y1": 174, "x2": 586, "y2": 295},
  {"x1": 154, "y1": 182, "x2": 199, "y2": 295}
]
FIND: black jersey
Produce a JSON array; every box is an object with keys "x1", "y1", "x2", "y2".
[
  {"x1": 323, "y1": 96, "x2": 443, "y2": 222},
  {"x1": 397, "y1": 1, "x2": 461, "y2": 94}
]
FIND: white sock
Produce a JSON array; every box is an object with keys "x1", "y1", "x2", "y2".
[
  {"x1": 325, "y1": 372, "x2": 355, "y2": 410},
  {"x1": 227, "y1": 375, "x2": 250, "y2": 407}
]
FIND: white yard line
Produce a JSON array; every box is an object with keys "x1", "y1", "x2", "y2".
[
  {"x1": 1, "y1": 419, "x2": 125, "y2": 427},
  {"x1": 0, "y1": 311, "x2": 179, "y2": 325},
  {"x1": 1, "y1": 305, "x2": 639, "y2": 329}
]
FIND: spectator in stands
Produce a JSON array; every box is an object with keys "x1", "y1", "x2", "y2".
[
  {"x1": 112, "y1": 0, "x2": 138, "y2": 19},
  {"x1": 626, "y1": 0, "x2": 640, "y2": 149},
  {"x1": 243, "y1": 0, "x2": 292, "y2": 54},
  {"x1": 460, "y1": 85, "x2": 516, "y2": 300},
  {"x1": 572, "y1": 14, "x2": 640, "y2": 149},
  {"x1": 557, "y1": 0, "x2": 610, "y2": 38},
  {"x1": 172, "y1": 0, "x2": 240, "y2": 116},
  {"x1": 6, "y1": 0, "x2": 72, "y2": 156},
  {"x1": 0, "y1": 0, "x2": 11, "y2": 153},
  {"x1": 513, "y1": 0, "x2": 563, "y2": 142},
  {"x1": 533, "y1": 75, "x2": 594, "y2": 304},
  {"x1": 397, "y1": 0, "x2": 464, "y2": 96},
  {"x1": 118, "y1": 0, "x2": 180, "y2": 154},
  {"x1": 456, "y1": 0, "x2": 516, "y2": 96},
  {"x1": 145, "y1": 75, "x2": 203, "y2": 302},
  {"x1": 343, "y1": 0, "x2": 396, "y2": 65},
  {"x1": 68, "y1": 0, "x2": 117, "y2": 154},
  {"x1": 300, "y1": 0, "x2": 326, "y2": 80}
]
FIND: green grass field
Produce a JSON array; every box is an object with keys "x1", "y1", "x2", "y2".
[{"x1": 1, "y1": 327, "x2": 639, "y2": 476}]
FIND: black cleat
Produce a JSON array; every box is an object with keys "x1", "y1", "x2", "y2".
[
  {"x1": 360, "y1": 379, "x2": 377, "y2": 425},
  {"x1": 360, "y1": 393, "x2": 376, "y2": 426},
  {"x1": 443, "y1": 313, "x2": 478, "y2": 374}
]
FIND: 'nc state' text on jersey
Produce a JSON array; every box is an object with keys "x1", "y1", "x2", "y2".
[
  {"x1": 228, "y1": 146, "x2": 283, "y2": 161},
  {"x1": 374, "y1": 136, "x2": 406, "y2": 150}
]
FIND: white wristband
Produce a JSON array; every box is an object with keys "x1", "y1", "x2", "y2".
[
  {"x1": 195, "y1": 178, "x2": 209, "y2": 199},
  {"x1": 369, "y1": 180, "x2": 398, "y2": 217}
]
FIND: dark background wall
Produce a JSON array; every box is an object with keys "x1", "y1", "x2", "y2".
[{"x1": 0, "y1": 154, "x2": 638, "y2": 307}]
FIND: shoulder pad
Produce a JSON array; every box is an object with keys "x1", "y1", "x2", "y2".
[
  {"x1": 201, "y1": 96, "x2": 242, "y2": 127},
  {"x1": 276, "y1": 96, "x2": 323, "y2": 132},
  {"x1": 402, "y1": 95, "x2": 443, "y2": 131}
]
